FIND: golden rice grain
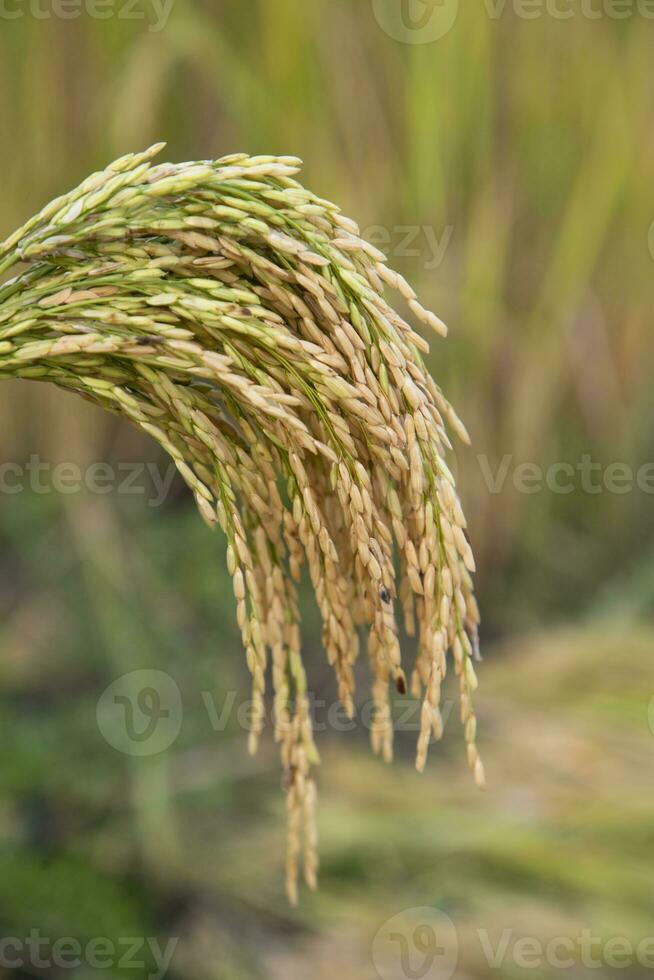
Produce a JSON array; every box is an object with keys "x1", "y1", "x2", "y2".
[{"x1": 0, "y1": 145, "x2": 483, "y2": 903}]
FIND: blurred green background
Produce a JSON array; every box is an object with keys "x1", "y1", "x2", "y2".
[{"x1": 1, "y1": 2, "x2": 653, "y2": 977}]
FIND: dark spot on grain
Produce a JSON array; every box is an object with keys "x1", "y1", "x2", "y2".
[{"x1": 281, "y1": 765, "x2": 296, "y2": 792}]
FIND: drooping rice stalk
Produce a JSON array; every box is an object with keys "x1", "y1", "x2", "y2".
[{"x1": 0, "y1": 144, "x2": 483, "y2": 902}]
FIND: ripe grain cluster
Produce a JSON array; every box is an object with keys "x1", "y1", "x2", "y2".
[{"x1": 0, "y1": 145, "x2": 483, "y2": 901}]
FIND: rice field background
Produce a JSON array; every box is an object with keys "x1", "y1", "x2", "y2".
[{"x1": 0, "y1": 3, "x2": 653, "y2": 978}]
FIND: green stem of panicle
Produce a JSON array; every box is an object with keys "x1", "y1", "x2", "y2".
[{"x1": 0, "y1": 251, "x2": 18, "y2": 279}]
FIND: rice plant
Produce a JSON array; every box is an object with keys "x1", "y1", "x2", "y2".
[{"x1": 0, "y1": 145, "x2": 482, "y2": 902}]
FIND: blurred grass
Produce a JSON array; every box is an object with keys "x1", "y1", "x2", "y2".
[
  {"x1": 0, "y1": 2, "x2": 653, "y2": 977},
  {"x1": 1, "y1": 494, "x2": 652, "y2": 977}
]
